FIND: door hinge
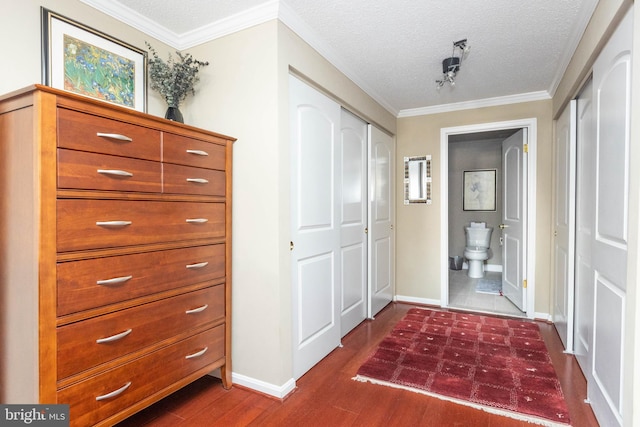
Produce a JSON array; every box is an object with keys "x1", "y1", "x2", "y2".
[
  {"x1": 524, "y1": 143, "x2": 529, "y2": 153},
  {"x1": 523, "y1": 279, "x2": 527, "y2": 289},
  {"x1": 290, "y1": 241, "x2": 294, "y2": 251}
]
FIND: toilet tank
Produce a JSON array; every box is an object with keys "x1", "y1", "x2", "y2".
[{"x1": 465, "y1": 226, "x2": 493, "y2": 248}]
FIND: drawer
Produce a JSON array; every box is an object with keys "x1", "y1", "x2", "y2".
[
  {"x1": 58, "y1": 149, "x2": 162, "y2": 193},
  {"x1": 57, "y1": 285, "x2": 225, "y2": 380},
  {"x1": 163, "y1": 163, "x2": 225, "y2": 196},
  {"x1": 58, "y1": 326, "x2": 224, "y2": 427},
  {"x1": 57, "y1": 199, "x2": 225, "y2": 252},
  {"x1": 163, "y1": 132, "x2": 226, "y2": 170},
  {"x1": 57, "y1": 244, "x2": 226, "y2": 315},
  {"x1": 58, "y1": 108, "x2": 161, "y2": 161}
]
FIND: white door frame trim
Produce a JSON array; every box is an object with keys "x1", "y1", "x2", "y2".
[{"x1": 440, "y1": 118, "x2": 538, "y2": 319}]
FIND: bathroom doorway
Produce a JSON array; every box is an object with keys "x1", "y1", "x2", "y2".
[{"x1": 440, "y1": 119, "x2": 537, "y2": 318}]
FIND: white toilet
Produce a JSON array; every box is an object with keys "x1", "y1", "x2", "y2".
[{"x1": 464, "y1": 222, "x2": 493, "y2": 278}]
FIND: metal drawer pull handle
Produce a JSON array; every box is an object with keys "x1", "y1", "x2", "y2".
[
  {"x1": 186, "y1": 149, "x2": 208, "y2": 156},
  {"x1": 185, "y1": 347, "x2": 208, "y2": 359},
  {"x1": 96, "y1": 275, "x2": 133, "y2": 286},
  {"x1": 186, "y1": 178, "x2": 209, "y2": 184},
  {"x1": 96, "y1": 329, "x2": 132, "y2": 344},
  {"x1": 95, "y1": 382, "x2": 132, "y2": 401},
  {"x1": 185, "y1": 304, "x2": 208, "y2": 314},
  {"x1": 98, "y1": 169, "x2": 133, "y2": 177},
  {"x1": 96, "y1": 221, "x2": 132, "y2": 227},
  {"x1": 186, "y1": 218, "x2": 208, "y2": 224},
  {"x1": 186, "y1": 262, "x2": 209, "y2": 269},
  {"x1": 96, "y1": 133, "x2": 133, "y2": 142}
]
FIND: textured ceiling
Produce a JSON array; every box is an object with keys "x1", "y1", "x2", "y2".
[{"x1": 82, "y1": 0, "x2": 598, "y2": 115}]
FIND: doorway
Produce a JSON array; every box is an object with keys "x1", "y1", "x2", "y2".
[{"x1": 440, "y1": 119, "x2": 538, "y2": 318}]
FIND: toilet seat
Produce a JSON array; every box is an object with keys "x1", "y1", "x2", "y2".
[{"x1": 464, "y1": 246, "x2": 485, "y2": 254}]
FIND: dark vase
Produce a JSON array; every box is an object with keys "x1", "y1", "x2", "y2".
[{"x1": 165, "y1": 106, "x2": 184, "y2": 123}]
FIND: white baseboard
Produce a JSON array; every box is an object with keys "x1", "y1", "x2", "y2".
[
  {"x1": 227, "y1": 372, "x2": 296, "y2": 399},
  {"x1": 485, "y1": 264, "x2": 503, "y2": 272},
  {"x1": 394, "y1": 295, "x2": 550, "y2": 322},
  {"x1": 459, "y1": 262, "x2": 503, "y2": 273},
  {"x1": 533, "y1": 312, "x2": 552, "y2": 321},
  {"x1": 394, "y1": 295, "x2": 441, "y2": 307}
]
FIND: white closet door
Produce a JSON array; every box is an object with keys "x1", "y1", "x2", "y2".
[
  {"x1": 340, "y1": 110, "x2": 368, "y2": 336},
  {"x1": 368, "y1": 125, "x2": 395, "y2": 317},
  {"x1": 574, "y1": 78, "x2": 595, "y2": 379},
  {"x1": 588, "y1": 9, "x2": 632, "y2": 427},
  {"x1": 290, "y1": 76, "x2": 341, "y2": 379},
  {"x1": 553, "y1": 101, "x2": 576, "y2": 351}
]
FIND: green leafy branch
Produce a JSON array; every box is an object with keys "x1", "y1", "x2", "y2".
[{"x1": 146, "y1": 42, "x2": 209, "y2": 107}]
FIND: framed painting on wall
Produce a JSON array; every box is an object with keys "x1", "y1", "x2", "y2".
[
  {"x1": 41, "y1": 8, "x2": 147, "y2": 112},
  {"x1": 463, "y1": 169, "x2": 496, "y2": 211}
]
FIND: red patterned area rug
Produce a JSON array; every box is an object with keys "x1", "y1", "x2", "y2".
[{"x1": 354, "y1": 308, "x2": 571, "y2": 426}]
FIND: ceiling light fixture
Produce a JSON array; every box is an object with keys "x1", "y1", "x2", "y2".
[{"x1": 436, "y1": 39, "x2": 470, "y2": 90}]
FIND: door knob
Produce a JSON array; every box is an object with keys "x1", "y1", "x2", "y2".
[{"x1": 499, "y1": 224, "x2": 509, "y2": 230}]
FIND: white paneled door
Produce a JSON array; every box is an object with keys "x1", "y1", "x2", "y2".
[
  {"x1": 290, "y1": 76, "x2": 395, "y2": 378},
  {"x1": 339, "y1": 110, "x2": 368, "y2": 336},
  {"x1": 290, "y1": 76, "x2": 341, "y2": 379},
  {"x1": 574, "y1": 78, "x2": 595, "y2": 378},
  {"x1": 368, "y1": 125, "x2": 395, "y2": 318},
  {"x1": 553, "y1": 100, "x2": 576, "y2": 351},
  {"x1": 501, "y1": 129, "x2": 527, "y2": 311},
  {"x1": 587, "y1": 9, "x2": 632, "y2": 426}
]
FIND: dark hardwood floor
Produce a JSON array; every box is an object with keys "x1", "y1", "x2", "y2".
[{"x1": 116, "y1": 303, "x2": 599, "y2": 426}]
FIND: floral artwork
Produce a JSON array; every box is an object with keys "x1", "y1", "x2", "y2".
[
  {"x1": 42, "y1": 8, "x2": 146, "y2": 111},
  {"x1": 63, "y1": 35, "x2": 135, "y2": 108}
]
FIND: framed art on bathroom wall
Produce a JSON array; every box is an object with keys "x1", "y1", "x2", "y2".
[
  {"x1": 41, "y1": 7, "x2": 147, "y2": 112},
  {"x1": 463, "y1": 169, "x2": 496, "y2": 211}
]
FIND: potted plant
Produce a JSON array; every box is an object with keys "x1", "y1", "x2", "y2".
[{"x1": 146, "y1": 42, "x2": 209, "y2": 123}]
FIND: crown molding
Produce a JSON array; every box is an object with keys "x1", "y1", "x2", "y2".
[
  {"x1": 398, "y1": 91, "x2": 551, "y2": 118},
  {"x1": 80, "y1": 0, "x2": 280, "y2": 50},
  {"x1": 79, "y1": 0, "x2": 182, "y2": 47},
  {"x1": 179, "y1": 1, "x2": 279, "y2": 50}
]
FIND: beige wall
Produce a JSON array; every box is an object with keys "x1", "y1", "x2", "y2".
[
  {"x1": 396, "y1": 100, "x2": 553, "y2": 314},
  {"x1": 185, "y1": 21, "x2": 396, "y2": 387},
  {"x1": 187, "y1": 22, "x2": 286, "y2": 386}
]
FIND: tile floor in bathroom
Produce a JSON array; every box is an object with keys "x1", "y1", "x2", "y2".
[{"x1": 448, "y1": 268, "x2": 525, "y2": 317}]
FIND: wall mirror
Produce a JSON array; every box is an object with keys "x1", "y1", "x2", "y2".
[{"x1": 404, "y1": 155, "x2": 432, "y2": 204}]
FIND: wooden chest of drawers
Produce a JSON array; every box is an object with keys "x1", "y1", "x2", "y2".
[{"x1": 0, "y1": 85, "x2": 234, "y2": 426}]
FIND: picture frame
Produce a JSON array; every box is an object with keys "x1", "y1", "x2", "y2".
[
  {"x1": 463, "y1": 169, "x2": 496, "y2": 211},
  {"x1": 41, "y1": 7, "x2": 147, "y2": 112}
]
